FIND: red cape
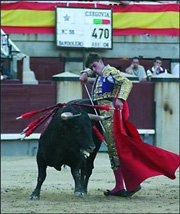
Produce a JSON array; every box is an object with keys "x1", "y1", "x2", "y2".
[{"x1": 113, "y1": 101, "x2": 180, "y2": 191}]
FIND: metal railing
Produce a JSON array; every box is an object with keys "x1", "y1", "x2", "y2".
[{"x1": 1, "y1": 29, "x2": 25, "y2": 59}]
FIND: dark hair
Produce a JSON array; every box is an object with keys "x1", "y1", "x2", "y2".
[
  {"x1": 154, "y1": 56, "x2": 162, "y2": 62},
  {"x1": 132, "y1": 57, "x2": 139, "y2": 61},
  {"x1": 85, "y1": 53, "x2": 102, "y2": 68}
]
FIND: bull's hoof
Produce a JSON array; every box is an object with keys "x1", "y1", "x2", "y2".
[
  {"x1": 30, "y1": 194, "x2": 39, "y2": 200},
  {"x1": 81, "y1": 192, "x2": 87, "y2": 197},
  {"x1": 74, "y1": 191, "x2": 86, "y2": 197}
]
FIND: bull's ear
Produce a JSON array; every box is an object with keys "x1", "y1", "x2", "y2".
[
  {"x1": 61, "y1": 112, "x2": 81, "y2": 120},
  {"x1": 88, "y1": 113, "x2": 111, "y2": 121}
]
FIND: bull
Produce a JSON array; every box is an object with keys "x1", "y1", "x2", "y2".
[{"x1": 30, "y1": 99, "x2": 109, "y2": 200}]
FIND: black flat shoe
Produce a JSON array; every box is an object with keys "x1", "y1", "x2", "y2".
[
  {"x1": 126, "y1": 185, "x2": 141, "y2": 197},
  {"x1": 104, "y1": 189, "x2": 128, "y2": 197}
]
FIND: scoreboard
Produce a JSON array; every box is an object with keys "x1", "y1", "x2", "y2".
[{"x1": 56, "y1": 7, "x2": 112, "y2": 49}]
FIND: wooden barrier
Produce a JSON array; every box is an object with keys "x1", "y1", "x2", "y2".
[
  {"x1": 1, "y1": 83, "x2": 56, "y2": 133},
  {"x1": 1, "y1": 82, "x2": 155, "y2": 133}
]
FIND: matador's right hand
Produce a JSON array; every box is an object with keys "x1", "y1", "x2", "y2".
[{"x1": 80, "y1": 72, "x2": 88, "y2": 83}]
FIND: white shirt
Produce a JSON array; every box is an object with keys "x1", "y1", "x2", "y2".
[
  {"x1": 172, "y1": 64, "x2": 179, "y2": 77},
  {"x1": 147, "y1": 66, "x2": 168, "y2": 77}
]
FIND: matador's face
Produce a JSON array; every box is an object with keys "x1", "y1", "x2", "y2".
[{"x1": 89, "y1": 59, "x2": 105, "y2": 76}]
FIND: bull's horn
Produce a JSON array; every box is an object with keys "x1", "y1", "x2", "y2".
[
  {"x1": 88, "y1": 114, "x2": 111, "y2": 121},
  {"x1": 61, "y1": 112, "x2": 81, "y2": 120}
]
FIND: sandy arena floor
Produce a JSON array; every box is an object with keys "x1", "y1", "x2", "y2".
[{"x1": 1, "y1": 152, "x2": 179, "y2": 213}]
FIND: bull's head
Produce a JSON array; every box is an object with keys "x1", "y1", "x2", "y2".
[
  {"x1": 60, "y1": 111, "x2": 96, "y2": 155},
  {"x1": 60, "y1": 111, "x2": 110, "y2": 157}
]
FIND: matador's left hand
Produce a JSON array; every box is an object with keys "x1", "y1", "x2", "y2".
[{"x1": 115, "y1": 98, "x2": 124, "y2": 110}]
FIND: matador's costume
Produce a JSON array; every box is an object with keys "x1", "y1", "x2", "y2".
[
  {"x1": 83, "y1": 65, "x2": 179, "y2": 196},
  {"x1": 84, "y1": 65, "x2": 132, "y2": 170}
]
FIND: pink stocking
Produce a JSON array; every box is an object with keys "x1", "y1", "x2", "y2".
[{"x1": 110, "y1": 167, "x2": 124, "y2": 193}]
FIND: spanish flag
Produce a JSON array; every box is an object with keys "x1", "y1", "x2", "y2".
[{"x1": 1, "y1": 1, "x2": 179, "y2": 36}]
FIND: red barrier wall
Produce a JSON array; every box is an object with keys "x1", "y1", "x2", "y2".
[{"x1": 1, "y1": 83, "x2": 57, "y2": 133}]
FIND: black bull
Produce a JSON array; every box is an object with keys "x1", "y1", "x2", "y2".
[{"x1": 30, "y1": 99, "x2": 104, "y2": 200}]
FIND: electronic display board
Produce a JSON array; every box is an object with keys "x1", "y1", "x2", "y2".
[{"x1": 56, "y1": 7, "x2": 112, "y2": 49}]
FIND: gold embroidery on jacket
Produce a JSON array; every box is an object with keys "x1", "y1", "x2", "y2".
[
  {"x1": 93, "y1": 66, "x2": 132, "y2": 101},
  {"x1": 98, "y1": 100, "x2": 120, "y2": 170}
]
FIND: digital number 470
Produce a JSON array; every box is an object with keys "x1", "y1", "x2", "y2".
[{"x1": 92, "y1": 28, "x2": 109, "y2": 39}]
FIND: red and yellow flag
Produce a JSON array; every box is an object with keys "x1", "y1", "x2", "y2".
[{"x1": 1, "y1": 1, "x2": 179, "y2": 36}]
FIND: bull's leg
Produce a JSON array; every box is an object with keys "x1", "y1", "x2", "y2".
[
  {"x1": 81, "y1": 167, "x2": 87, "y2": 195},
  {"x1": 82, "y1": 150, "x2": 99, "y2": 194},
  {"x1": 82, "y1": 167, "x2": 92, "y2": 194},
  {"x1": 71, "y1": 168, "x2": 84, "y2": 197},
  {"x1": 30, "y1": 153, "x2": 47, "y2": 200}
]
